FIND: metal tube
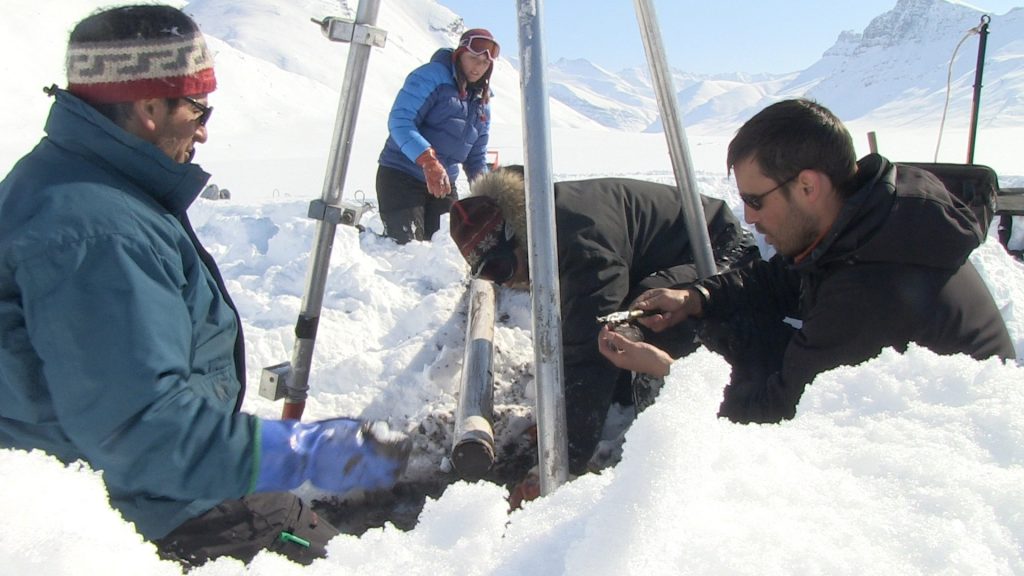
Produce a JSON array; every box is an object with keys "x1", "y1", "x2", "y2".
[
  {"x1": 633, "y1": 0, "x2": 716, "y2": 279},
  {"x1": 451, "y1": 279, "x2": 497, "y2": 480},
  {"x1": 283, "y1": 0, "x2": 382, "y2": 419},
  {"x1": 516, "y1": 0, "x2": 570, "y2": 494},
  {"x1": 967, "y1": 15, "x2": 990, "y2": 164}
]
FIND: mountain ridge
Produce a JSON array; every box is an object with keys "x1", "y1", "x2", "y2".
[
  {"x1": 182, "y1": 0, "x2": 1024, "y2": 185},
  {"x1": 547, "y1": 0, "x2": 1024, "y2": 132}
]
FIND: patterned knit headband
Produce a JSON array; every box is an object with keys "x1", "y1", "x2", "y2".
[{"x1": 66, "y1": 32, "x2": 216, "y2": 104}]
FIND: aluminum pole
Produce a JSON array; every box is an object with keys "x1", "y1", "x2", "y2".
[
  {"x1": 451, "y1": 279, "x2": 497, "y2": 480},
  {"x1": 282, "y1": 0, "x2": 385, "y2": 419},
  {"x1": 633, "y1": 0, "x2": 716, "y2": 279},
  {"x1": 516, "y1": 0, "x2": 570, "y2": 493}
]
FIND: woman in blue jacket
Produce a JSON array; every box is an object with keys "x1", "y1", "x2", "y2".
[{"x1": 376, "y1": 28, "x2": 498, "y2": 243}]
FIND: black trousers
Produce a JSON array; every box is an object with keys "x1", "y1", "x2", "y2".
[
  {"x1": 154, "y1": 492, "x2": 339, "y2": 568},
  {"x1": 376, "y1": 165, "x2": 456, "y2": 244}
]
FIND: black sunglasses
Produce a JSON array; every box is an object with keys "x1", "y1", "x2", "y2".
[
  {"x1": 739, "y1": 174, "x2": 798, "y2": 211},
  {"x1": 180, "y1": 96, "x2": 213, "y2": 126},
  {"x1": 473, "y1": 246, "x2": 518, "y2": 285}
]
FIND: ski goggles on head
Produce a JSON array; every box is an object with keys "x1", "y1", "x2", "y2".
[{"x1": 461, "y1": 35, "x2": 500, "y2": 60}]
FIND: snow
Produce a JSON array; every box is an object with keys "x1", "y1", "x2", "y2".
[{"x1": 2, "y1": 0, "x2": 1023, "y2": 574}]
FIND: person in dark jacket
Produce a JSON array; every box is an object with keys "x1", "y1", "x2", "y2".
[
  {"x1": 0, "y1": 5, "x2": 409, "y2": 567},
  {"x1": 376, "y1": 28, "x2": 498, "y2": 243},
  {"x1": 600, "y1": 98, "x2": 1015, "y2": 424},
  {"x1": 449, "y1": 166, "x2": 759, "y2": 477}
]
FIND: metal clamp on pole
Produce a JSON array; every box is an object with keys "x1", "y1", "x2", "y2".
[
  {"x1": 311, "y1": 17, "x2": 387, "y2": 48},
  {"x1": 307, "y1": 198, "x2": 371, "y2": 227},
  {"x1": 258, "y1": 361, "x2": 292, "y2": 401},
  {"x1": 451, "y1": 279, "x2": 498, "y2": 480}
]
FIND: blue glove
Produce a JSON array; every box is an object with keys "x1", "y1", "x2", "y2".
[{"x1": 254, "y1": 418, "x2": 411, "y2": 494}]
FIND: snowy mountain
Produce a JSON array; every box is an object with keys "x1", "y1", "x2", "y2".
[
  {"x1": 547, "y1": 0, "x2": 1024, "y2": 132},
  {"x1": 544, "y1": 59, "x2": 658, "y2": 132},
  {"x1": 801, "y1": 0, "x2": 1024, "y2": 126}
]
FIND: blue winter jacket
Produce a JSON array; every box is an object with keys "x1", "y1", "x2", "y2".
[
  {"x1": 378, "y1": 48, "x2": 490, "y2": 183},
  {"x1": 0, "y1": 91, "x2": 258, "y2": 539}
]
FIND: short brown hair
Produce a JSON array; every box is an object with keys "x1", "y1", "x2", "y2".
[{"x1": 728, "y1": 99, "x2": 857, "y2": 195}]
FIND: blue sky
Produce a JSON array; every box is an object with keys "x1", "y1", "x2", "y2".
[{"x1": 438, "y1": 0, "x2": 1022, "y2": 74}]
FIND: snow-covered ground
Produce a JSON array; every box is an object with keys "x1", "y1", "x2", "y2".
[
  {"x1": 3, "y1": 177, "x2": 1022, "y2": 575},
  {"x1": 2, "y1": 1, "x2": 1023, "y2": 574}
]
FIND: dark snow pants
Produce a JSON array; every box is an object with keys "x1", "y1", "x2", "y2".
[
  {"x1": 154, "y1": 492, "x2": 339, "y2": 568},
  {"x1": 376, "y1": 165, "x2": 455, "y2": 244}
]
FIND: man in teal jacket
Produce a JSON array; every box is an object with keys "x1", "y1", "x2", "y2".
[{"x1": 0, "y1": 5, "x2": 409, "y2": 567}]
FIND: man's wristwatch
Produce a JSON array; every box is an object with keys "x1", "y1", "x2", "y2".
[{"x1": 692, "y1": 284, "x2": 711, "y2": 308}]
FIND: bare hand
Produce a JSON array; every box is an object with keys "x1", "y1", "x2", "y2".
[
  {"x1": 598, "y1": 325, "x2": 673, "y2": 377},
  {"x1": 628, "y1": 287, "x2": 702, "y2": 332}
]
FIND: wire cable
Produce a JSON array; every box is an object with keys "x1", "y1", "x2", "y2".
[{"x1": 934, "y1": 21, "x2": 985, "y2": 162}]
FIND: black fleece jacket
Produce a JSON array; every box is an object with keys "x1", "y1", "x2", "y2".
[
  {"x1": 697, "y1": 154, "x2": 1015, "y2": 424},
  {"x1": 472, "y1": 172, "x2": 758, "y2": 473}
]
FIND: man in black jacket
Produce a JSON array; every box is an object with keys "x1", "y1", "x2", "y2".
[
  {"x1": 449, "y1": 167, "x2": 758, "y2": 476},
  {"x1": 601, "y1": 99, "x2": 1015, "y2": 424}
]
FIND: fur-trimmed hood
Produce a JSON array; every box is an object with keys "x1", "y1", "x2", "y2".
[{"x1": 468, "y1": 167, "x2": 528, "y2": 246}]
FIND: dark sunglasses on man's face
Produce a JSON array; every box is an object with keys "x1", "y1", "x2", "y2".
[
  {"x1": 473, "y1": 248, "x2": 517, "y2": 285},
  {"x1": 739, "y1": 174, "x2": 797, "y2": 211},
  {"x1": 180, "y1": 96, "x2": 213, "y2": 127}
]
